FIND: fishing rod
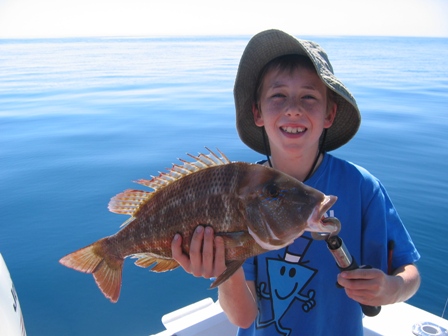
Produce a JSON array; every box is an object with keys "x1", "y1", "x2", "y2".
[{"x1": 313, "y1": 218, "x2": 381, "y2": 317}]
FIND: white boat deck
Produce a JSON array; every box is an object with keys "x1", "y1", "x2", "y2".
[
  {"x1": 153, "y1": 297, "x2": 448, "y2": 336},
  {"x1": 2, "y1": 251, "x2": 447, "y2": 336}
]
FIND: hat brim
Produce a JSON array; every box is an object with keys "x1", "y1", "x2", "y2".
[{"x1": 234, "y1": 29, "x2": 361, "y2": 155}]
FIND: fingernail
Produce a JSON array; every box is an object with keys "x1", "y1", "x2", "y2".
[
  {"x1": 173, "y1": 233, "x2": 180, "y2": 241},
  {"x1": 205, "y1": 226, "x2": 213, "y2": 235},
  {"x1": 195, "y1": 226, "x2": 203, "y2": 234}
]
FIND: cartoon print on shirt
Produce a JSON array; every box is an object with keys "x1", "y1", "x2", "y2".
[{"x1": 255, "y1": 236, "x2": 317, "y2": 336}]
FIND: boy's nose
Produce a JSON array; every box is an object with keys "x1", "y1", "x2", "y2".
[
  {"x1": 286, "y1": 110, "x2": 301, "y2": 117},
  {"x1": 285, "y1": 97, "x2": 303, "y2": 116}
]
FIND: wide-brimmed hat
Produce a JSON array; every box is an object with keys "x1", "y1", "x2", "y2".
[{"x1": 234, "y1": 29, "x2": 361, "y2": 155}]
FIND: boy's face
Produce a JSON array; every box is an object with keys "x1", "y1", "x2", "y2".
[{"x1": 252, "y1": 66, "x2": 336, "y2": 157}]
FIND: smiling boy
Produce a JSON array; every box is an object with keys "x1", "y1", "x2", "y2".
[
  {"x1": 251, "y1": 53, "x2": 336, "y2": 182},
  {"x1": 172, "y1": 29, "x2": 420, "y2": 335}
]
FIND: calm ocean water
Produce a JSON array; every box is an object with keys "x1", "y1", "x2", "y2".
[{"x1": 1, "y1": 35, "x2": 447, "y2": 335}]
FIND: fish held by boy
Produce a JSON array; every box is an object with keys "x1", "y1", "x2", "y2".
[{"x1": 59, "y1": 148, "x2": 338, "y2": 303}]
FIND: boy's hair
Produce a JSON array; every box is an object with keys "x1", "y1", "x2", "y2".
[{"x1": 254, "y1": 54, "x2": 336, "y2": 109}]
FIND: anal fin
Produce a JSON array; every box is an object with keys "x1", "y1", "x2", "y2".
[{"x1": 131, "y1": 253, "x2": 179, "y2": 272}]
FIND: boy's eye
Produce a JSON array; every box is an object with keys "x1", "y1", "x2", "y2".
[
  {"x1": 302, "y1": 95, "x2": 316, "y2": 100},
  {"x1": 272, "y1": 93, "x2": 286, "y2": 98}
]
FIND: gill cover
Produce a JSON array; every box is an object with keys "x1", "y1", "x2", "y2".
[{"x1": 240, "y1": 166, "x2": 323, "y2": 250}]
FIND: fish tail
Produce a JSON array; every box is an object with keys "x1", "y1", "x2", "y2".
[{"x1": 59, "y1": 238, "x2": 123, "y2": 303}]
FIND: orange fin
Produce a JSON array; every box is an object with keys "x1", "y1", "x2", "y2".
[
  {"x1": 131, "y1": 253, "x2": 179, "y2": 272},
  {"x1": 59, "y1": 239, "x2": 124, "y2": 303},
  {"x1": 108, "y1": 189, "x2": 152, "y2": 217},
  {"x1": 215, "y1": 231, "x2": 247, "y2": 248},
  {"x1": 210, "y1": 260, "x2": 245, "y2": 289}
]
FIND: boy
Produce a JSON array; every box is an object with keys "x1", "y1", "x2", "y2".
[{"x1": 171, "y1": 29, "x2": 420, "y2": 335}]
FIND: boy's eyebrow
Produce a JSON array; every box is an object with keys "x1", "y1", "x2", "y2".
[
  {"x1": 301, "y1": 84, "x2": 319, "y2": 90},
  {"x1": 269, "y1": 81, "x2": 286, "y2": 88},
  {"x1": 268, "y1": 81, "x2": 319, "y2": 91}
]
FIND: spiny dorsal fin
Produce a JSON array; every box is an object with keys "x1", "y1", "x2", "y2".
[
  {"x1": 135, "y1": 148, "x2": 230, "y2": 191},
  {"x1": 108, "y1": 148, "x2": 230, "y2": 225}
]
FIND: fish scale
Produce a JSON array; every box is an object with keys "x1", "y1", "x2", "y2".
[{"x1": 60, "y1": 149, "x2": 338, "y2": 303}]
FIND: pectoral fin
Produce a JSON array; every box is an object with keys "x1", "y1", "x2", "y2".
[
  {"x1": 210, "y1": 260, "x2": 245, "y2": 288},
  {"x1": 215, "y1": 231, "x2": 247, "y2": 248}
]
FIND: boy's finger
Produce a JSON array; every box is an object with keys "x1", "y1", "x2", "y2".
[
  {"x1": 201, "y1": 226, "x2": 215, "y2": 278},
  {"x1": 171, "y1": 234, "x2": 191, "y2": 273},
  {"x1": 339, "y1": 268, "x2": 379, "y2": 280},
  {"x1": 189, "y1": 225, "x2": 205, "y2": 276}
]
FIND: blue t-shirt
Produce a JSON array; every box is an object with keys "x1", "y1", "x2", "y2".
[{"x1": 237, "y1": 153, "x2": 420, "y2": 336}]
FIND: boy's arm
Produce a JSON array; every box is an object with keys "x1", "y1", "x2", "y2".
[
  {"x1": 171, "y1": 225, "x2": 258, "y2": 328},
  {"x1": 391, "y1": 264, "x2": 421, "y2": 302},
  {"x1": 218, "y1": 269, "x2": 258, "y2": 328}
]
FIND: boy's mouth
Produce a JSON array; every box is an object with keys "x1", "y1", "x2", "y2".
[{"x1": 281, "y1": 126, "x2": 306, "y2": 134}]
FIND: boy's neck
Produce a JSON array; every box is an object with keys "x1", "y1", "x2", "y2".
[{"x1": 267, "y1": 150, "x2": 323, "y2": 182}]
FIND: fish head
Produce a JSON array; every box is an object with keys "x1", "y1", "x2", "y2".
[{"x1": 239, "y1": 165, "x2": 338, "y2": 251}]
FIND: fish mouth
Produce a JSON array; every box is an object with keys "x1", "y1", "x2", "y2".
[
  {"x1": 281, "y1": 126, "x2": 306, "y2": 134},
  {"x1": 306, "y1": 195, "x2": 338, "y2": 233}
]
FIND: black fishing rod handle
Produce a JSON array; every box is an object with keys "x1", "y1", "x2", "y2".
[
  {"x1": 326, "y1": 235, "x2": 381, "y2": 317},
  {"x1": 360, "y1": 301, "x2": 382, "y2": 317},
  {"x1": 340, "y1": 259, "x2": 382, "y2": 317}
]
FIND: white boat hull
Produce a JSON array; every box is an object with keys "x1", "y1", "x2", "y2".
[{"x1": 0, "y1": 254, "x2": 27, "y2": 336}]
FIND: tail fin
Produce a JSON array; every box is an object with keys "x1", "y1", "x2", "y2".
[{"x1": 59, "y1": 239, "x2": 124, "y2": 303}]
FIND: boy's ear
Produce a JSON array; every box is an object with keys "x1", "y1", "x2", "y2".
[
  {"x1": 252, "y1": 103, "x2": 264, "y2": 127},
  {"x1": 324, "y1": 102, "x2": 337, "y2": 129}
]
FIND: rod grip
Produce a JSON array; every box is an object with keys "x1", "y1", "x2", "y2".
[
  {"x1": 356, "y1": 265, "x2": 382, "y2": 317},
  {"x1": 327, "y1": 236, "x2": 381, "y2": 317}
]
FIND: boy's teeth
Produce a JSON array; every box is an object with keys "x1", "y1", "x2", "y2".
[{"x1": 282, "y1": 126, "x2": 305, "y2": 134}]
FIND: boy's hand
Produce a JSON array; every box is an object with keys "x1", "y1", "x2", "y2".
[
  {"x1": 171, "y1": 225, "x2": 227, "y2": 280},
  {"x1": 337, "y1": 267, "x2": 400, "y2": 306}
]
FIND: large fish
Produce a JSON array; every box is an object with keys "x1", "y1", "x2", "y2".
[{"x1": 60, "y1": 149, "x2": 338, "y2": 302}]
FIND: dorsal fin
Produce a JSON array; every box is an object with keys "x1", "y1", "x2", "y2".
[
  {"x1": 135, "y1": 147, "x2": 230, "y2": 191},
  {"x1": 108, "y1": 148, "x2": 230, "y2": 223}
]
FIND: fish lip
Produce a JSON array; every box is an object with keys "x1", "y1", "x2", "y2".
[
  {"x1": 321, "y1": 195, "x2": 337, "y2": 214},
  {"x1": 307, "y1": 195, "x2": 338, "y2": 233}
]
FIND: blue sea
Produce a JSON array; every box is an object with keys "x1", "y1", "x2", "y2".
[{"x1": 1, "y1": 35, "x2": 447, "y2": 335}]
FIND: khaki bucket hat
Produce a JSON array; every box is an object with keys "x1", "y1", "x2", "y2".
[{"x1": 234, "y1": 29, "x2": 361, "y2": 155}]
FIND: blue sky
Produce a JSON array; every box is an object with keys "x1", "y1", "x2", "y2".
[{"x1": 1, "y1": 0, "x2": 447, "y2": 38}]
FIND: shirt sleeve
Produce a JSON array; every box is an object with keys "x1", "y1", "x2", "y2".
[
  {"x1": 242, "y1": 256, "x2": 256, "y2": 281},
  {"x1": 361, "y1": 174, "x2": 420, "y2": 272}
]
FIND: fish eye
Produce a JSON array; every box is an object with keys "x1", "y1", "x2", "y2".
[{"x1": 265, "y1": 184, "x2": 280, "y2": 198}]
